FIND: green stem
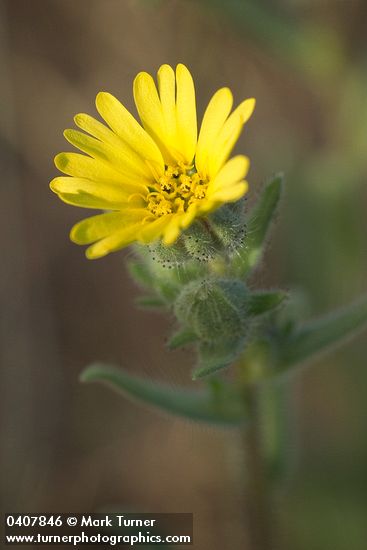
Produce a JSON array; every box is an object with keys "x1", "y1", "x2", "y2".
[
  {"x1": 242, "y1": 384, "x2": 274, "y2": 550},
  {"x1": 239, "y1": 349, "x2": 289, "y2": 549}
]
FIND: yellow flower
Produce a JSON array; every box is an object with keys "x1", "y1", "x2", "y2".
[{"x1": 50, "y1": 64, "x2": 255, "y2": 259}]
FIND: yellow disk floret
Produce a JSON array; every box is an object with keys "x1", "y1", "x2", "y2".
[{"x1": 147, "y1": 164, "x2": 209, "y2": 218}]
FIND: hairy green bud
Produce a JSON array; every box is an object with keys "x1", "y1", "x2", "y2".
[
  {"x1": 182, "y1": 221, "x2": 220, "y2": 262},
  {"x1": 209, "y1": 201, "x2": 247, "y2": 253},
  {"x1": 174, "y1": 278, "x2": 250, "y2": 343},
  {"x1": 147, "y1": 239, "x2": 190, "y2": 267}
]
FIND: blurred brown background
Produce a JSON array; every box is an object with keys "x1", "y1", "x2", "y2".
[{"x1": 1, "y1": 1, "x2": 367, "y2": 548}]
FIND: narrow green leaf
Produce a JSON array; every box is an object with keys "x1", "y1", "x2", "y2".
[
  {"x1": 192, "y1": 339, "x2": 245, "y2": 380},
  {"x1": 81, "y1": 363, "x2": 246, "y2": 426},
  {"x1": 247, "y1": 290, "x2": 287, "y2": 316},
  {"x1": 275, "y1": 295, "x2": 367, "y2": 373},
  {"x1": 166, "y1": 328, "x2": 199, "y2": 349},
  {"x1": 192, "y1": 362, "x2": 229, "y2": 380},
  {"x1": 232, "y1": 174, "x2": 283, "y2": 278}
]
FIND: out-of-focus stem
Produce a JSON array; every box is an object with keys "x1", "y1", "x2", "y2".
[
  {"x1": 242, "y1": 384, "x2": 274, "y2": 550},
  {"x1": 238, "y1": 345, "x2": 289, "y2": 550}
]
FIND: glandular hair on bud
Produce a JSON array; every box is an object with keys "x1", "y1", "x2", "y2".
[
  {"x1": 208, "y1": 201, "x2": 247, "y2": 254},
  {"x1": 174, "y1": 278, "x2": 250, "y2": 343},
  {"x1": 182, "y1": 221, "x2": 220, "y2": 262},
  {"x1": 147, "y1": 239, "x2": 190, "y2": 267}
]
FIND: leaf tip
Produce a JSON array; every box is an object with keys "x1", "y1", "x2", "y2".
[{"x1": 79, "y1": 363, "x2": 103, "y2": 383}]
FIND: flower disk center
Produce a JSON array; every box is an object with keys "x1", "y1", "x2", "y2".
[{"x1": 147, "y1": 165, "x2": 208, "y2": 218}]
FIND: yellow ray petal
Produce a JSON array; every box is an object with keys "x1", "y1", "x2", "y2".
[
  {"x1": 74, "y1": 113, "x2": 157, "y2": 178},
  {"x1": 195, "y1": 87, "x2": 233, "y2": 178},
  {"x1": 163, "y1": 216, "x2": 181, "y2": 245},
  {"x1": 138, "y1": 215, "x2": 173, "y2": 244},
  {"x1": 50, "y1": 176, "x2": 133, "y2": 210},
  {"x1": 157, "y1": 64, "x2": 177, "y2": 142},
  {"x1": 71, "y1": 117, "x2": 156, "y2": 180},
  {"x1": 209, "y1": 181, "x2": 248, "y2": 203},
  {"x1": 195, "y1": 199, "x2": 217, "y2": 215},
  {"x1": 74, "y1": 113, "x2": 122, "y2": 144},
  {"x1": 208, "y1": 155, "x2": 250, "y2": 195},
  {"x1": 71, "y1": 211, "x2": 145, "y2": 244},
  {"x1": 208, "y1": 98, "x2": 255, "y2": 177},
  {"x1": 54, "y1": 152, "x2": 146, "y2": 195},
  {"x1": 163, "y1": 202, "x2": 198, "y2": 245},
  {"x1": 95, "y1": 92, "x2": 164, "y2": 176},
  {"x1": 85, "y1": 222, "x2": 146, "y2": 259},
  {"x1": 180, "y1": 203, "x2": 198, "y2": 229},
  {"x1": 175, "y1": 63, "x2": 197, "y2": 165},
  {"x1": 64, "y1": 129, "x2": 152, "y2": 183},
  {"x1": 133, "y1": 72, "x2": 175, "y2": 164}
]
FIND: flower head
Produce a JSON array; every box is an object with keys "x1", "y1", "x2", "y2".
[{"x1": 50, "y1": 64, "x2": 255, "y2": 259}]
